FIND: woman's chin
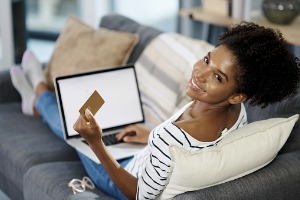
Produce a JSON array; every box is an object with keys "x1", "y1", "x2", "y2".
[{"x1": 185, "y1": 88, "x2": 199, "y2": 100}]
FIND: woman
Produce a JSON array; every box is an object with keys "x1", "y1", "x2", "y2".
[{"x1": 11, "y1": 22, "x2": 300, "y2": 199}]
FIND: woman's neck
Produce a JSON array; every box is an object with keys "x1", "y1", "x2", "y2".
[
  {"x1": 175, "y1": 100, "x2": 242, "y2": 142},
  {"x1": 189, "y1": 100, "x2": 238, "y2": 118}
]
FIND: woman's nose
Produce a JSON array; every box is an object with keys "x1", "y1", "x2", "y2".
[
  {"x1": 196, "y1": 72, "x2": 206, "y2": 83},
  {"x1": 193, "y1": 62, "x2": 209, "y2": 82}
]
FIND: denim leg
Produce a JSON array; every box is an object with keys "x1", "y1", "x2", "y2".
[
  {"x1": 35, "y1": 91, "x2": 65, "y2": 140},
  {"x1": 78, "y1": 152, "x2": 133, "y2": 200}
]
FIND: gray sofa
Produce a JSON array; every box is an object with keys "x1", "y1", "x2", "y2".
[{"x1": 0, "y1": 14, "x2": 300, "y2": 200}]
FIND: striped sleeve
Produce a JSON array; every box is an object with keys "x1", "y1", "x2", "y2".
[{"x1": 136, "y1": 123, "x2": 185, "y2": 199}]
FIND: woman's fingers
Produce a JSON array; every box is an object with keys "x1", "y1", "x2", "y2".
[
  {"x1": 73, "y1": 114, "x2": 88, "y2": 132},
  {"x1": 116, "y1": 126, "x2": 136, "y2": 140},
  {"x1": 85, "y1": 108, "x2": 97, "y2": 127},
  {"x1": 116, "y1": 124, "x2": 150, "y2": 144},
  {"x1": 73, "y1": 109, "x2": 103, "y2": 144},
  {"x1": 122, "y1": 133, "x2": 139, "y2": 143}
]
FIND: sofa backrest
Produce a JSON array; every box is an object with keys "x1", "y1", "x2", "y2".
[
  {"x1": 99, "y1": 13, "x2": 163, "y2": 64},
  {"x1": 244, "y1": 88, "x2": 300, "y2": 154}
]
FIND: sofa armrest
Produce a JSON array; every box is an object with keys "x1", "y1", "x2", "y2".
[
  {"x1": 0, "y1": 68, "x2": 21, "y2": 103},
  {"x1": 175, "y1": 150, "x2": 300, "y2": 200}
]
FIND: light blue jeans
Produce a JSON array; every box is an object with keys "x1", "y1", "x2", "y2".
[{"x1": 35, "y1": 91, "x2": 132, "y2": 200}]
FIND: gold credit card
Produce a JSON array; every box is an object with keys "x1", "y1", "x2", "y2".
[{"x1": 79, "y1": 90, "x2": 105, "y2": 117}]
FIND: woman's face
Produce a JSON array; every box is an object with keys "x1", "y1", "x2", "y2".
[{"x1": 186, "y1": 45, "x2": 239, "y2": 106}]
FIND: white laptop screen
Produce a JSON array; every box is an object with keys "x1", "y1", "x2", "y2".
[{"x1": 55, "y1": 66, "x2": 144, "y2": 138}]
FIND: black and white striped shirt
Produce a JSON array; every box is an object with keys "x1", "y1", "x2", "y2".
[{"x1": 124, "y1": 102, "x2": 247, "y2": 199}]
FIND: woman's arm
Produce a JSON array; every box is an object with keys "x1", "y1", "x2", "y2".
[{"x1": 73, "y1": 109, "x2": 137, "y2": 199}]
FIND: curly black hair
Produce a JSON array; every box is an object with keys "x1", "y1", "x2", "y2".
[{"x1": 218, "y1": 22, "x2": 300, "y2": 108}]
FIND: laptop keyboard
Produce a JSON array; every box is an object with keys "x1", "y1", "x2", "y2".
[
  {"x1": 82, "y1": 132, "x2": 120, "y2": 146},
  {"x1": 102, "y1": 133, "x2": 120, "y2": 145}
]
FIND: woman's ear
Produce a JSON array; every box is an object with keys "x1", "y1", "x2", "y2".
[{"x1": 229, "y1": 93, "x2": 247, "y2": 105}]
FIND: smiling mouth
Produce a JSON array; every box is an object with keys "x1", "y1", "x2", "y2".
[{"x1": 191, "y1": 78, "x2": 205, "y2": 92}]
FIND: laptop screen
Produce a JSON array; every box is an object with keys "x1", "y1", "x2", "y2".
[{"x1": 55, "y1": 66, "x2": 144, "y2": 139}]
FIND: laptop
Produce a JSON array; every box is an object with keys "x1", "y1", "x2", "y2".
[{"x1": 54, "y1": 65, "x2": 146, "y2": 163}]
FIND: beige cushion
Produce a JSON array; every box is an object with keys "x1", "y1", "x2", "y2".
[
  {"x1": 135, "y1": 33, "x2": 214, "y2": 127},
  {"x1": 45, "y1": 15, "x2": 139, "y2": 90},
  {"x1": 158, "y1": 114, "x2": 299, "y2": 199}
]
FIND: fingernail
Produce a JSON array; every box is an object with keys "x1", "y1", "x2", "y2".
[{"x1": 85, "y1": 108, "x2": 92, "y2": 116}]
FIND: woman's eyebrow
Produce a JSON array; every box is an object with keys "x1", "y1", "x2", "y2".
[
  {"x1": 217, "y1": 69, "x2": 229, "y2": 82},
  {"x1": 209, "y1": 51, "x2": 228, "y2": 82}
]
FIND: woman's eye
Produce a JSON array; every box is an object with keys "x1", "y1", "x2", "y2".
[
  {"x1": 214, "y1": 74, "x2": 222, "y2": 82},
  {"x1": 203, "y1": 56, "x2": 209, "y2": 64}
]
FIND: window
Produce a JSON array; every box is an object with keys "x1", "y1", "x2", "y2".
[
  {"x1": 113, "y1": 0, "x2": 179, "y2": 32},
  {"x1": 26, "y1": 0, "x2": 81, "y2": 38},
  {"x1": 25, "y1": 0, "x2": 179, "y2": 62}
]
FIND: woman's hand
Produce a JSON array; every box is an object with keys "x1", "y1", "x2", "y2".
[
  {"x1": 73, "y1": 109, "x2": 103, "y2": 145},
  {"x1": 116, "y1": 124, "x2": 150, "y2": 144}
]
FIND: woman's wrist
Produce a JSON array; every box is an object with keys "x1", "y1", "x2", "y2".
[
  {"x1": 88, "y1": 138, "x2": 104, "y2": 149},
  {"x1": 88, "y1": 140, "x2": 108, "y2": 162}
]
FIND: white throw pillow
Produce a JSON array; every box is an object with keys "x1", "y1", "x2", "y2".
[{"x1": 158, "y1": 114, "x2": 299, "y2": 199}]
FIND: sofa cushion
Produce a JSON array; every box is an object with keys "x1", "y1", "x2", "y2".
[
  {"x1": 45, "y1": 15, "x2": 139, "y2": 90},
  {"x1": 23, "y1": 161, "x2": 116, "y2": 200},
  {"x1": 0, "y1": 103, "x2": 79, "y2": 200},
  {"x1": 135, "y1": 32, "x2": 214, "y2": 126},
  {"x1": 99, "y1": 13, "x2": 163, "y2": 64},
  {"x1": 159, "y1": 115, "x2": 298, "y2": 199}
]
